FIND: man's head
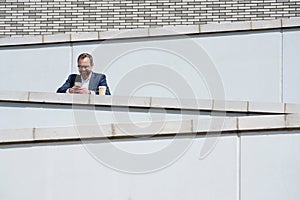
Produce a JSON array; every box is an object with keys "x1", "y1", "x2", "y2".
[{"x1": 77, "y1": 53, "x2": 94, "y2": 80}]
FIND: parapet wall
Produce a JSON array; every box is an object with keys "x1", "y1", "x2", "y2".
[
  {"x1": 1, "y1": 91, "x2": 300, "y2": 200},
  {"x1": 1, "y1": 22, "x2": 300, "y2": 103},
  {"x1": 1, "y1": 90, "x2": 300, "y2": 130}
]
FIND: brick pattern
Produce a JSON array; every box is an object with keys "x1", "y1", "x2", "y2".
[{"x1": 0, "y1": 0, "x2": 300, "y2": 37}]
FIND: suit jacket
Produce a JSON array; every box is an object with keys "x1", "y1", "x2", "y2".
[{"x1": 57, "y1": 72, "x2": 111, "y2": 95}]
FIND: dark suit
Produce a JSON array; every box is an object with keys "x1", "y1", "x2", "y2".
[{"x1": 57, "y1": 72, "x2": 111, "y2": 95}]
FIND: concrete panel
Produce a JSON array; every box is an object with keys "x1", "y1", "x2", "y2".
[
  {"x1": 283, "y1": 29, "x2": 300, "y2": 103},
  {"x1": 0, "y1": 29, "x2": 283, "y2": 102},
  {"x1": 0, "y1": 135, "x2": 238, "y2": 200},
  {"x1": 0, "y1": 44, "x2": 72, "y2": 93},
  {"x1": 69, "y1": 30, "x2": 282, "y2": 102},
  {"x1": 241, "y1": 132, "x2": 300, "y2": 200},
  {"x1": 88, "y1": 37, "x2": 215, "y2": 99},
  {"x1": 0, "y1": 105, "x2": 76, "y2": 129},
  {"x1": 193, "y1": 31, "x2": 282, "y2": 102}
]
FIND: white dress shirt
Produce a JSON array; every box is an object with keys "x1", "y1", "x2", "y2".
[{"x1": 67, "y1": 73, "x2": 95, "y2": 94}]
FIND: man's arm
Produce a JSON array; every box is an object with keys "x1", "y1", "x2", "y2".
[{"x1": 56, "y1": 75, "x2": 75, "y2": 93}]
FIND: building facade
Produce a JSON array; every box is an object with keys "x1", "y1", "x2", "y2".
[{"x1": 1, "y1": 0, "x2": 300, "y2": 37}]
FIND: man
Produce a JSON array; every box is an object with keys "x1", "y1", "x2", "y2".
[{"x1": 57, "y1": 53, "x2": 111, "y2": 95}]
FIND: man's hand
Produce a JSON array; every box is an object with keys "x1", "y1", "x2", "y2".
[{"x1": 69, "y1": 86, "x2": 90, "y2": 94}]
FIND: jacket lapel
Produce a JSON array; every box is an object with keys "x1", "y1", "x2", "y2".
[{"x1": 88, "y1": 72, "x2": 98, "y2": 91}]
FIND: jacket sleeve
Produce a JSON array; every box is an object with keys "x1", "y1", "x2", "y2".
[
  {"x1": 96, "y1": 74, "x2": 111, "y2": 95},
  {"x1": 56, "y1": 75, "x2": 75, "y2": 93}
]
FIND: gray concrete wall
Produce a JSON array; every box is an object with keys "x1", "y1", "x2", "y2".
[
  {"x1": 283, "y1": 29, "x2": 300, "y2": 103},
  {"x1": 0, "y1": 135, "x2": 238, "y2": 200},
  {"x1": 1, "y1": 28, "x2": 300, "y2": 102},
  {"x1": 1, "y1": 92, "x2": 300, "y2": 200},
  {"x1": 1, "y1": 130, "x2": 300, "y2": 200},
  {"x1": 241, "y1": 131, "x2": 300, "y2": 200},
  {"x1": 1, "y1": 23, "x2": 300, "y2": 200}
]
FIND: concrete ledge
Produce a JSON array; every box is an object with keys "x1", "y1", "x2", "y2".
[
  {"x1": 149, "y1": 25, "x2": 199, "y2": 37},
  {"x1": 150, "y1": 97, "x2": 212, "y2": 110},
  {"x1": 0, "y1": 35, "x2": 43, "y2": 46},
  {"x1": 29, "y1": 92, "x2": 90, "y2": 105},
  {"x1": 285, "y1": 113, "x2": 300, "y2": 127},
  {"x1": 35, "y1": 124, "x2": 113, "y2": 140},
  {"x1": 213, "y1": 100, "x2": 248, "y2": 112},
  {"x1": 43, "y1": 33, "x2": 71, "y2": 43},
  {"x1": 91, "y1": 95, "x2": 151, "y2": 108},
  {"x1": 1, "y1": 18, "x2": 300, "y2": 47},
  {"x1": 0, "y1": 91, "x2": 29, "y2": 102},
  {"x1": 0, "y1": 91, "x2": 298, "y2": 114},
  {"x1": 282, "y1": 17, "x2": 300, "y2": 28},
  {"x1": 200, "y1": 22, "x2": 251, "y2": 33},
  {"x1": 193, "y1": 117, "x2": 237, "y2": 133},
  {"x1": 248, "y1": 101, "x2": 285, "y2": 113},
  {"x1": 0, "y1": 128, "x2": 34, "y2": 143},
  {"x1": 285, "y1": 103, "x2": 300, "y2": 114},
  {"x1": 100, "y1": 29, "x2": 149, "y2": 40},
  {"x1": 251, "y1": 19, "x2": 282, "y2": 30},
  {"x1": 2, "y1": 114, "x2": 300, "y2": 144},
  {"x1": 113, "y1": 120, "x2": 193, "y2": 137},
  {"x1": 238, "y1": 115, "x2": 285, "y2": 131},
  {"x1": 0, "y1": 120, "x2": 195, "y2": 144},
  {"x1": 70, "y1": 32, "x2": 99, "y2": 42}
]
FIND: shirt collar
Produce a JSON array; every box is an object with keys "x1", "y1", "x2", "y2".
[{"x1": 81, "y1": 72, "x2": 92, "y2": 81}]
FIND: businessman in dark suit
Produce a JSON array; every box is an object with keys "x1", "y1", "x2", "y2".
[{"x1": 57, "y1": 53, "x2": 111, "y2": 95}]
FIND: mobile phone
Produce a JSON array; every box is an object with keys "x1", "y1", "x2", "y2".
[{"x1": 74, "y1": 75, "x2": 82, "y2": 87}]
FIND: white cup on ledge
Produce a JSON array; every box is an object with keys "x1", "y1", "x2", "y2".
[{"x1": 98, "y1": 86, "x2": 106, "y2": 95}]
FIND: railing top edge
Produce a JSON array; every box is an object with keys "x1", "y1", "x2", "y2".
[
  {"x1": 1, "y1": 91, "x2": 298, "y2": 114},
  {"x1": 1, "y1": 115, "x2": 300, "y2": 145}
]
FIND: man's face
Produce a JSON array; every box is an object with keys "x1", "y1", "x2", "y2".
[{"x1": 78, "y1": 57, "x2": 93, "y2": 79}]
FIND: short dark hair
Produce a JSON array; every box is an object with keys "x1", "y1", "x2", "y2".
[{"x1": 77, "y1": 53, "x2": 94, "y2": 65}]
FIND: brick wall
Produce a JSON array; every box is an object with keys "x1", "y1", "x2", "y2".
[{"x1": 0, "y1": 0, "x2": 300, "y2": 38}]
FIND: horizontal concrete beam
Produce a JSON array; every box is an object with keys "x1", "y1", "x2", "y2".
[
  {"x1": 1, "y1": 114, "x2": 300, "y2": 144},
  {"x1": 0, "y1": 91, "x2": 297, "y2": 114},
  {"x1": 0, "y1": 18, "x2": 299, "y2": 47}
]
